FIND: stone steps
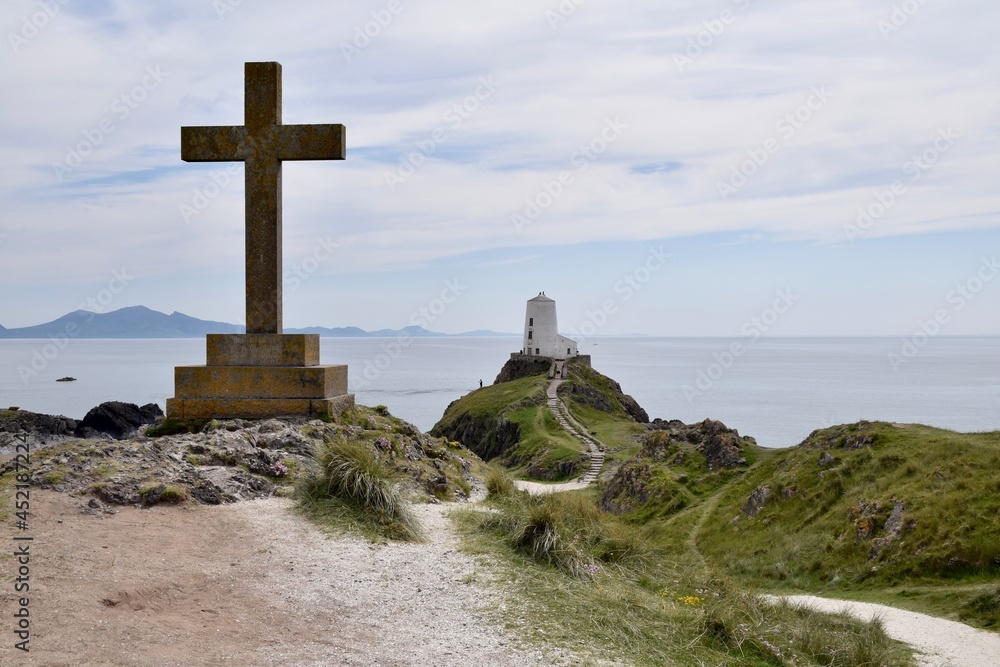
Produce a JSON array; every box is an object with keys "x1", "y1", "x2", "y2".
[{"x1": 545, "y1": 379, "x2": 605, "y2": 486}]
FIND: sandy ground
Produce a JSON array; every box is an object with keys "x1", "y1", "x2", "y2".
[
  {"x1": 513, "y1": 480, "x2": 590, "y2": 495},
  {"x1": 0, "y1": 490, "x2": 583, "y2": 667},
  {"x1": 778, "y1": 595, "x2": 1000, "y2": 667}
]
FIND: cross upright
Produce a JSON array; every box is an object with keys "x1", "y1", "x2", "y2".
[{"x1": 181, "y1": 61, "x2": 345, "y2": 334}]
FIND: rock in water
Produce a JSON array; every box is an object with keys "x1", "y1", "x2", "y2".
[{"x1": 75, "y1": 401, "x2": 164, "y2": 440}]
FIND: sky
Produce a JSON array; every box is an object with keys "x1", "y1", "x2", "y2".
[{"x1": 1, "y1": 0, "x2": 998, "y2": 337}]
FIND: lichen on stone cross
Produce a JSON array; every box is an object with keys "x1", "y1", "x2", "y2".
[{"x1": 180, "y1": 62, "x2": 345, "y2": 334}]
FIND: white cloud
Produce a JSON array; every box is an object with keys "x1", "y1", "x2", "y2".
[{"x1": 0, "y1": 0, "x2": 998, "y2": 332}]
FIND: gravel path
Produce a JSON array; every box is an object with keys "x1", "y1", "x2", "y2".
[
  {"x1": 225, "y1": 498, "x2": 586, "y2": 666},
  {"x1": 778, "y1": 595, "x2": 1000, "y2": 667}
]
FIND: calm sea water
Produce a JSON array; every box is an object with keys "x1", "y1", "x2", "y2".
[{"x1": 1, "y1": 337, "x2": 997, "y2": 448}]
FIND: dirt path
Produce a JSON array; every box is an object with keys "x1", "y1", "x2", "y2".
[
  {"x1": 777, "y1": 595, "x2": 1000, "y2": 667},
  {"x1": 0, "y1": 490, "x2": 583, "y2": 666}
]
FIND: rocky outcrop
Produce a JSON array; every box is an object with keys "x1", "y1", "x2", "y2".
[
  {"x1": 560, "y1": 360, "x2": 649, "y2": 423},
  {"x1": 742, "y1": 485, "x2": 772, "y2": 518},
  {"x1": 648, "y1": 418, "x2": 751, "y2": 470},
  {"x1": 6, "y1": 409, "x2": 483, "y2": 507},
  {"x1": 619, "y1": 392, "x2": 649, "y2": 424},
  {"x1": 1, "y1": 408, "x2": 77, "y2": 441},
  {"x1": 75, "y1": 401, "x2": 164, "y2": 440},
  {"x1": 600, "y1": 418, "x2": 756, "y2": 515},
  {"x1": 600, "y1": 461, "x2": 652, "y2": 514},
  {"x1": 494, "y1": 357, "x2": 552, "y2": 384},
  {"x1": 851, "y1": 499, "x2": 909, "y2": 560},
  {"x1": 801, "y1": 421, "x2": 881, "y2": 451},
  {"x1": 430, "y1": 402, "x2": 523, "y2": 462}
]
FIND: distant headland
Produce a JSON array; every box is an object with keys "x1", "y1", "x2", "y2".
[{"x1": 0, "y1": 305, "x2": 515, "y2": 339}]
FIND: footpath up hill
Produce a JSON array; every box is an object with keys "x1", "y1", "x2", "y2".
[{"x1": 431, "y1": 357, "x2": 653, "y2": 481}]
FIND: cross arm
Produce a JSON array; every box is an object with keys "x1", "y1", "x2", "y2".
[
  {"x1": 181, "y1": 126, "x2": 246, "y2": 162},
  {"x1": 276, "y1": 124, "x2": 346, "y2": 161}
]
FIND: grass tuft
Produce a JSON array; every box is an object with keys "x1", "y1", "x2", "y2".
[
  {"x1": 702, "y1": 592, "x2": 915, "y2": 666},
  {"x1": 296, "y1": 435, "x2": 424, "y2": 542},
  {"x1": 481, "y1": 491, "x2": 648, "y2": 579},
  {"x1": 484, "y1": 464, "x2": 516, "y2": 498}
]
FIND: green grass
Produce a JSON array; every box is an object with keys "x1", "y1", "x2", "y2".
[
  {"x1": 504, "y1": 404, "x2": 588, "y2": 480},
  {"x1": 623, "y1": 421, "x2": 1000, "y2": 628},
  {"x1": 138, "y1": 483, "x2": 189, "y2": 504},
  {"x1": 479, "y1": 489, "x2": 649, "y2": 578},
  {"x1": 453, "y1": 490, "x2": 915, "y2": 666},
  {"x1": 296, "y1": 435, "x2": 424, "y2": 542},
  {"x1": 562, "y1": 401, "x2": 646, "y2": 460},
  {"x1": 484, "y1": 464, "x2": 515, "y2": 498},
  {"x1": 432, "y1": 374, "x2": 598, "y2": 480},
  {"x1": 694, "y1": 423, "x2": 1000, "y2": 584}
]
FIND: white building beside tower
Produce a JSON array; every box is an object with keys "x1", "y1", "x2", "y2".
[{"x1": 522, "y1": 292, "x2": 578, "y2": 359}]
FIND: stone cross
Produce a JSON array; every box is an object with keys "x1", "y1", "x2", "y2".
[{"x1": 181, "y1": 61, "x2": 345, "y2": 334}]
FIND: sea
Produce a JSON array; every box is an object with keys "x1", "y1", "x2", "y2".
[{"x1": 1, "y1": 336, "x2": 998, "y2": 449}]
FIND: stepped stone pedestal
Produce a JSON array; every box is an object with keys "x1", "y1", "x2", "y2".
[{"x1": 166, "y1": 334, "x2": 354, "y2": 419}]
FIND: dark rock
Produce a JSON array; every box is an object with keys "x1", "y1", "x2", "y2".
[
  {"x1": 563, "y1": 382, "x2": 614, "y2": 412},
  {"x1": 742, "y1": 485, "x2": 772, "y2": 518},
  {"x1": 95, "y1": 480, "x2": 142, "y2": 505},
  {"x1": 600, "y1": 461, "x2": 652, "y2": 514},
  {"x1": 75, "y1": 401, "x2": 163, "y2": 440},
  {"x1": 56, "y1": 377, "x2": 77, "y2": 382},
  {"x1": 619, "y1": 391, "x2": 649, "y2": 424},
  {"x1": 494, "y1": 357, "x2": 552, "y2": 384},
  {"x1": 819, "y1": 451, "x2": 836, "y2": 467},
  {"x1": 646, "y1": 419, "x2": 749, "y2": 470},
  {"x1": 0, "y1": 409, "x2": 77, "y2": 437},
  {"x1": 801, "y1": 421, "x2": 880, "y2": 451}
]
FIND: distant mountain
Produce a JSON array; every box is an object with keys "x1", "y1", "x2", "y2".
[
  {"x1": 0, "y1": 306, "x2": 243, "y2": 339},
  {"x1": 0, "y1": 307, "x2": 516, "y2": 339}
]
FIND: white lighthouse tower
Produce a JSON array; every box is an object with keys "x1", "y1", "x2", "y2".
[{"x1": 522, "y1": 292, "x2": 578, "y2": 359}]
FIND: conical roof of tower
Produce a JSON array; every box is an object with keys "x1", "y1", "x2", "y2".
[{"x1": 528, "y1": 292, "x2": 554, "y2": 303}]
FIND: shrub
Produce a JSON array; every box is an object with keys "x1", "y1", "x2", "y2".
[
  {"x1": 481, "y1": 491, "x2": 646, "y2": 579},
  {"x1": 297, "y1": 436, "x2": 423, "y2": 542}
]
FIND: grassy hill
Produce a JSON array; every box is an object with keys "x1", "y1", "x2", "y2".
[
  {"x1": 431, "y1": 358, "x2": 648, "y2": 480},
  {"x1": 604, "y1": 420, "x2": 1000, "y2": 629},
  {"x1": 695, "y1": 422, "x2": 1000, "y2": 585}
]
